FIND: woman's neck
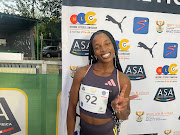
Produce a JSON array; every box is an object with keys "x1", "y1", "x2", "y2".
[{"x1": 93, "y1": 61, "x2": 114, "y2": 73}]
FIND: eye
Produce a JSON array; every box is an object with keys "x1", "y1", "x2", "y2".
[
  {"x1": 105, "y1": 43, "x2": 111, "y2": 46},
  {"x1": 94, "y1": 46, "x2": 100, "y2": 50}
]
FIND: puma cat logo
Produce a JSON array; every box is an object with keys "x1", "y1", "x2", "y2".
[
  {"x1": 105, "y1": 15, "x2": 127, "y2": 33},
  {"x1": 138, "y1": 42, "x2": 157, "y2": 58}
]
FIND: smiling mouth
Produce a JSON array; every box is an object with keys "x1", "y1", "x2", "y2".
[{"x1": 102, "y1": 53, "x2": 111, "y2": 58}]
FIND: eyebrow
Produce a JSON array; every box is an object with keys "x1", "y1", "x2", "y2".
[
  {"x1": 104, "y1": 39, "x2": 109, "y2": 42},
  {"x1": 93, "y1": 43, "x2": 99, "y2": 46},
  {"x1": 93, "y1": 39, "x2": 110, "y2": 46}
]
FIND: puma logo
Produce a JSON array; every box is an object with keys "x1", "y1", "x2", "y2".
[
  {"x1": 138, "y1": 42, "x2": 157, "y2": 58},
  {"x1": 105, "y1": 15, "x2": 127, "y2": 33}
]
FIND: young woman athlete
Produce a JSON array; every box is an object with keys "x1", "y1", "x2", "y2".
[{"x1": 67, "y1": 30, "x2": 138, "y2": 135}]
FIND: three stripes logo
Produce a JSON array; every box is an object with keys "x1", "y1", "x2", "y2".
[
  {"x1": 0, "y1": 98, "x2": 21, "y2": 134},
  {"x1": 105, "y1": 79, "x2": 116, "y2": 86}
]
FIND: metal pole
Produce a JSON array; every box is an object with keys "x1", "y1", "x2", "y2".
[
  {"x1": 40, "y1": 33, "x2": 43, "y2": 60},
  {"x1": 37, "y1": 22, "x2": 39, "y2": 60}
]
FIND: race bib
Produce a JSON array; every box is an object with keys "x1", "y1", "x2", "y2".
[{"x1": 79, "y1": 84, "x2": 109, "y2": 114}]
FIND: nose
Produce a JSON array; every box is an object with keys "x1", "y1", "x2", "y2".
[{"x1": 100, "y1": 46, "x2": 105, "y2": 52}]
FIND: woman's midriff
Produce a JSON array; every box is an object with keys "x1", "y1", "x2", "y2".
[{"x1": 80, "y1": 112, "x2": 112, "y2": 125}]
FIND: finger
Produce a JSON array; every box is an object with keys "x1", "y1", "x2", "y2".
[
  {"x1": 116, "y1": 98, "x2": 129, "y2": 108},
  {"x1": 129, "y1": 95, "x2": 139, "y2": 100},
  {"x1": 119, "y1": 84, "x2": 127, "y2": 97},
  {"x1": 116, "y1": 101, "x2": 128, "y2": 112},
  {"x1": 111, "y1": 98, "x2": 119, "y2": 108},
  {"x1": 113, "y1": 97, "x2": 120, "y2": 104}
]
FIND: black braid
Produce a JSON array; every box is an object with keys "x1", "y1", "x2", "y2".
[{"x1": 88, "y1": 30, "x2": 123, "y2": 72}]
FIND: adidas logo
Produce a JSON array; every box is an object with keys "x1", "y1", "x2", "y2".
[{"x1": 105, "y1": 79, "x2": 116, "y2": 86}]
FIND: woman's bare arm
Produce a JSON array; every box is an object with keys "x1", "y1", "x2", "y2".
[
  {"x1": 111, "y1": 72, "x2": 138, "y2": 120},
  {"x1": 67, "y1": 66, "x2": 89, "y2": 135}
]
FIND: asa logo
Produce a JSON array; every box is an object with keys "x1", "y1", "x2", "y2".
[
  {"x1": 163, "y1": 43, "x2": 178, "y2": 58},
  {"x1": 154, "y1": 87, "x2": 175, "y2": 102},
  {"x1": 136, "y1": 111, "x2": 144, "y2": 122},
  {"x1": 164, "y1": 130, "x2": 172, "y2": 135},
  {"x1": 156, "y1": 20, "x2": 165, "y2": 33},
  {"x1": 116, "y1": 39, "x2": 130, "y2": 51},
  {"x1": 70, "y1": 39, "x2": 89, "y2": 56},
  {"x1": 70, "y1": 11, "x2": 97, "y2": 25},
  {"x1": 70, "y1": 66, "x2": 79, "y2": 78},
  {"x1": 0, "y1": 98, "x2": 21, "y2": 134},
  {"x1": 133, "y1": 17, "x2": 149, "y2": 34},
  {"x1": 124, "y1": 65, "x2": 146, "y2": 80},
  {"x1": 156, "y1": 64, "x2": 178, "y2": 75}
]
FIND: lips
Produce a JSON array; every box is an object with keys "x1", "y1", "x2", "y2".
[{"x1": 101, "y1": 52, "x2": 111, "y2": 58}]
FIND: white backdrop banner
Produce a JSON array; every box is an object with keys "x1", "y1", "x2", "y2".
[{"x1": 61, "y1": 1, "x2": 180, "y2": 135}]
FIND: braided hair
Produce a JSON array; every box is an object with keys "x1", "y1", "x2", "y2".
[{"x1": 88, "y1": 30, "x2": 123, "y2": 72}]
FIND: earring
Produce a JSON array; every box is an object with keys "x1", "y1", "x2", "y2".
[{"x1": 94, "y1": 55, "x2": 97, "y2": 60}]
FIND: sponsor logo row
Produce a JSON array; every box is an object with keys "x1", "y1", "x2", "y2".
[
  {"x1": 70, "y1": 39, "x2": 178, "y2": 59},
  {"x1": 70, "y1": 64, "x2": 178, "y2": 83},
  {"x1": 69, "y1": 11, "x2": 180, "y2": 34},
  {"x1": 125, "y1": 64, "x2": 178, "y2": 80}
]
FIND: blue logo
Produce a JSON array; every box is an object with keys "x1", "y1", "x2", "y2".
[
  {"x1": 133, "y1": 17, "x2": 149, "y2": 34},
  {"x1": 81, "y1": 101, "x2": 83, "y2": 107},
  {"x1": 163, "y1": 43, "x2": 178, "y2": 58}
]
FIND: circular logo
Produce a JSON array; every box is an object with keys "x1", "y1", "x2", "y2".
[
  {"x1": 102, "y1": 91, "x2": 106, "y2": 95},
  {"x1": 162, "y1": 65, "x2": 169, "y2": 75},
  {"x1": 70, "y1": 15, "x2": 78, "y2": 24},
  {"x1": 156, "y1": 67, "x2": 163, "y2": 75}
]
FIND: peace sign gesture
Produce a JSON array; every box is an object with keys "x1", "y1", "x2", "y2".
[{"x1": 111, "y1": 84, "x2": 138, "y2": 113}]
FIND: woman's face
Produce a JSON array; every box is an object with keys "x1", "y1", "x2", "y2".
[{"x1": 92, "y1": 33, "x2": 115, "y2": 63}]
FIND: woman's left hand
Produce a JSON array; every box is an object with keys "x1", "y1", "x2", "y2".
[{"x1": 111, "y1": 84, "x2": 138, "y2": 112}]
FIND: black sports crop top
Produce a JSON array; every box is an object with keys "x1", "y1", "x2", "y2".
[{"x1": 79, "y1": 64, "x2": 120, "y2": 119}]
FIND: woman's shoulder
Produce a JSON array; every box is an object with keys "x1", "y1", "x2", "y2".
[
  {"x1": 77, "y1": 65, "x2": 91, "y2": 73},
  {"x1": 74, "y1": 65, "x2": 91, "y2": 80},
  {"x1": 117, "y1": 71, "x2": 130, "y2": 84}
]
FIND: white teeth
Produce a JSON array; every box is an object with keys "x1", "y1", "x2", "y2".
[{"x1": 102, "y1": 53, "x2": 110, "y2": 58}]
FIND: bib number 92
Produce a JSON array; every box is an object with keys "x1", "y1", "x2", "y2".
[{"x1": 85, "y1": 95, "x2": 97, "y2": 105}]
